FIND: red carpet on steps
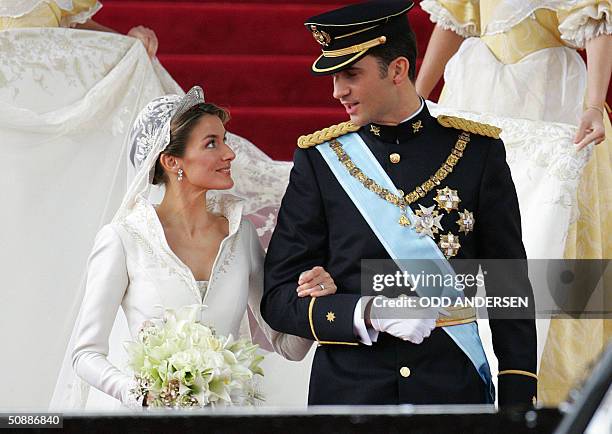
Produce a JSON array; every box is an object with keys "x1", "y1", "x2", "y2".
[{"x1": 94, "y1": 1, "x2": 434, "y2": 161}]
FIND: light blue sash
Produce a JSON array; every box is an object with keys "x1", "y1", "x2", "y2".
[{"x1": 317, "y1": 133, "x2": 494, "y2": 402}]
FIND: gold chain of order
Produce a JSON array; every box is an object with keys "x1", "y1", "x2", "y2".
[{"x1": 329, "y1": 131, "x2": 470, "y2": 209}]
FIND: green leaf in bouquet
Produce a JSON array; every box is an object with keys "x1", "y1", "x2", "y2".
[
  {"x1": 155, "y1": 360, "x2": 170, "y2": 384},
  {"x1": 182, "y1": 370, "x2": 196, "y2": 387},
  {"x1": 249, "y1": 355, "x2": 265, "y2": 376},
  {"x1": 201, "y1": 368, "x2": 211, "y2": 380}
]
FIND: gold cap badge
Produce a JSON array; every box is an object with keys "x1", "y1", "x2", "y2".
[{"x1": 310, "y1": 26, "x2": 332, "y2": 47}]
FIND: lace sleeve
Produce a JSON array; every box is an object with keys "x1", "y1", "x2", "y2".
[
  {"x1": 60, "y1": 0, "x2": 102, "y2": 27},
  {"x1": 558, "y1": 0, "x2": 612, "y2": 48},
  {"x1": 420, "y1": 0, "x2": 480, "y2": 37}
]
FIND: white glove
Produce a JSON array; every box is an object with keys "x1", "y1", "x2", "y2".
[{"x1": 369, "y1": 296, "x2": 442, "y2": 344}]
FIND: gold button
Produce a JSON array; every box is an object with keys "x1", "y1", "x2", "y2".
[
  {"x1": 390, "y1": 153, "x2": 401, "y2": 164},
  {"x1": 400, "y1": 367, "x2": 411, "y2": 378}
]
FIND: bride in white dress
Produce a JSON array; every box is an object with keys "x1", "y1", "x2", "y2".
[{"x1": 67, "y1": 87, "x2": 338, "y2": 408}]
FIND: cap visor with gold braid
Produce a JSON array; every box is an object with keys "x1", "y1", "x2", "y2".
[{"x1": 304, "y1": 0, "x2": 414, "y2": 75}]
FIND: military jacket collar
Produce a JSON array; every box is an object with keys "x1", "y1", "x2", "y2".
[{"x1": 364, "y1": 99, "x2": 433, "y2": 144}]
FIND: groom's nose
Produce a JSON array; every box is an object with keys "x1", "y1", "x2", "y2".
[{"x1": 333, "y1": 75, "x2": 350, "y2": 100}]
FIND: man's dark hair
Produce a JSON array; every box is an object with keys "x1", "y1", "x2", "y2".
[{"x1": 367, "y1": 20, "x2": 418, "y2": 81}]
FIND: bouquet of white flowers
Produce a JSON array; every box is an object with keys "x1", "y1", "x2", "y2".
[{"x1": 125, "y1": 305, "x2": 264, "y2": 408}]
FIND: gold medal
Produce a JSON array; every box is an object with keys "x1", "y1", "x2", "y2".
[
  {"x1": 456, "y1": 209, "x2": 475, "y2": 234},
  {"x1": 434, "y1": 186, "x2": 461, "y2": 213},
  {"x1": 439, "y1": 232, "x2": 461, "y2": 258},
  {"x1": 399, "y1": 213, "x2": 411, "y2": 227}
]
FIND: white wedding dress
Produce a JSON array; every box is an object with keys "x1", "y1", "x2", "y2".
[{"x1": 70, "y1": 193, "x2": 312, "y2": 408}]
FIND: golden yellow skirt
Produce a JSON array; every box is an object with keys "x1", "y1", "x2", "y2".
[{"x1": 538, "y1": 114, "x2": 612, "y2": 405}]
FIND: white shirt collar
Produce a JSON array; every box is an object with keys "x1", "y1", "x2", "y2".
[{"x1": 399, "y1": 98, "x2": 424, "y2": 124}]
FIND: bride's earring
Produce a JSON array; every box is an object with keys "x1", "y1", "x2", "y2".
[{"x1": 177, "y1": 168, "x2": 184, "y2": 182}]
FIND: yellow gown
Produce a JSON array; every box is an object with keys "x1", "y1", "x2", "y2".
[
  {"x1": 0, "y1": 0, "x2": 100, "y2": 29},
  {"x1": 421, "y1": 0, "x2": 612, "y2": 405}
]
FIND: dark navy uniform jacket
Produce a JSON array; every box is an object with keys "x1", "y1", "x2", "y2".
[{"x1": 261, "y1": 104, "x2": 537, "y2": 406}]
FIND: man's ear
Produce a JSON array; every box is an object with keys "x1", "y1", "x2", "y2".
[
  {"x1": 159, "y1": 153, "x2": 181, "y2": 174},
  {"x1": 391, "y1": 56, "x2": 410, "y2": 85}
]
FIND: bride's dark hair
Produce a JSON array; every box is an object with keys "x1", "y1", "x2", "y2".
[{"x1": 153, "y1": 102, "x2": 230, "y2": 185}]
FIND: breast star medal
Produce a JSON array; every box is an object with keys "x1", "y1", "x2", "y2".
[
  {"x1": 456, "y1": 210, "x2": 475, "y2": 234},
  {"x1": 414, "y1": 204, "x2": 443, "y2": 238},
  {"x1": 439, "y1": 232, "x2": 461, "y2": 258},
  {"x1": 434, "y1": 186, "x2": 460, "y2": 213}
]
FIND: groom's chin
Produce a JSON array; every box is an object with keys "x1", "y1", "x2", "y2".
[{"x1": 348, "y1": 114, "x2": 368, "y2": 127}]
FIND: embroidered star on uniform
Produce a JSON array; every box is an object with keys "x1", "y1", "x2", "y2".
[
  {"x1": 412, "y1": 120, "x2": 423, "y2": 133},
  {"x1": 414, "y1": 204, "x2": 443, "y2": 238},
  {"x1": 456, "y1": 210, "x2": 475, "y2": 234},
  {"x1": 326, "y1": 311, "x2": 336, "y2": 323},
  {"x1": 434, "y1": 186, "x2": 461, "y2": 213},
  {"x1": 370, "y1": 125, "x2": 381, "y2": 136},
  {"x1": 439, "y1": 232, "x2": 461, "y2": 258}
]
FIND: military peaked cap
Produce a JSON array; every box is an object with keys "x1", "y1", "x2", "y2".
[{"x1": 304, "y1": 0, "x2": 415, "y2": 75}]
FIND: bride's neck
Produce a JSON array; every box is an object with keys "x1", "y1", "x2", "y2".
[{"x1": 156, "y1": 184, "x2": 213, "y2": 236}]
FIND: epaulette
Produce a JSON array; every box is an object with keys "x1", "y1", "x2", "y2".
[
  {"x1": 297, "y1": 121, "x2": 361, "y2": 148},
  {"x1": 437, "y1": 115, "x2": 502, "y2": 139}
]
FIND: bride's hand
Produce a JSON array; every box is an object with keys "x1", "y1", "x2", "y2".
[
  {"x1": 296, "y1": 266, "x2": 337, "y2": 297},
  {"x1": 127, "y1": 25, "x2": 159, "y2": 58}
]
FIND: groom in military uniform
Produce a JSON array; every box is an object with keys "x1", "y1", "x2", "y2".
[{"x1": 262, "y1": 0, "x2": 537, "y2": 406}]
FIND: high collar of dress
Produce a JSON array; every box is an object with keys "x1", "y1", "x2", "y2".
[
  {"x1": 204, "y1": 192, "x2": 245, "y2": 235},
  {"x1": 134, "y1": 191, "x2": 245, "y2": 237},
  {"x1": 364, "y1": 98, "x2": 433, "y2": 144}
]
